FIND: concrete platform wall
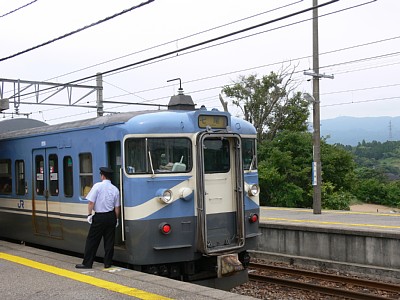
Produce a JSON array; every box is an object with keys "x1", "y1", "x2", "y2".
[{"x1": 257, "y1": 223, "x2": 400, "y2": 269}]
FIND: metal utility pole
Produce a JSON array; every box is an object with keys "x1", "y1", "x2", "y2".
[
  {"x1": 312, "y1": 0, "x2": 322, "y2": 214},
  {"x1": 304, "y1": 0, "x2": 334, "y2": 214}
]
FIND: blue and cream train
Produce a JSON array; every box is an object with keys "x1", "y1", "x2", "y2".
[{"x1": 0, "y1": 90, "x2": 260, "y2": 289}]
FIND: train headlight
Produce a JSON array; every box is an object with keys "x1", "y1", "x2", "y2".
[
  {"x1": 159, "y1": 222, "x2": 172, "y2": 234},
  {"x1": 156, "y1": 189, "x2": 173, "y2": 204},
  {"x1": 179, "y1": 187, "x2": 193, "y2": 201},
  {"x1": 248, "y1": 184, "x2": 259, "y2": 197}
]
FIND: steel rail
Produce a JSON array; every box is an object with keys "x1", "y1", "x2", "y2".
[
  {"x1": 248, "y1": 273, "x2": 393, "y2": 300},
  {"x1": 249, "y1": 263, "x2": 400, "y2": 299},
  {"x1": 249, "y1": 262, "x2": 400, "y2": 293}
]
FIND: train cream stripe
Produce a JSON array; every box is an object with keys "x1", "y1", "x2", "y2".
[
  {"x1": 0, "y1": 197, "x2": 33, "y2": 210},
  {"x1": 0, "y1": 253, "x2": 172, "y2": 300},
  {"x1": 124, "y1": 179, "x2": 194, "y2": 220},
  {"x1": 261, "y1": 217, "x2": 400, "y2": 229},
  {"x1": 261, "y1": 206, "x2": 400, "y2": 217}
]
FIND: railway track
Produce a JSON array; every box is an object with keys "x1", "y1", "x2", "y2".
[{"x1": 248, "y1": 262, "x2": 400, "y2": 300}]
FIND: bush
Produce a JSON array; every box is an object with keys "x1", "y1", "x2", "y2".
[
  {"x1": 353, "y1": 178, "x2": 387, "y2": 204},
  {"x1": 322, "y1": 191, "x2": 353, "y2": 210},
  {"x1": 321, "y1": 182, "x2": 351, "y2": 210}
]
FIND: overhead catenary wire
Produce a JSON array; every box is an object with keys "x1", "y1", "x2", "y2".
[
  {"x1": 5, "y1": 0, "x2": 381, "y2": 102},
  {"x1": 0, "y1": 0, "x2": 306, "y2": 100},
  {"x1": 46, "y1": 0, "x2": 305, "y2": 82},
  {"x1": 9, "y1": 43, "x2": 400, "y2": 120},
  {"x1": 321, "y1": 83, "x2": 400, "y2": 95},
  {"x1": 0, "y1": 0, "x2": 154, "y2": 62},
  {"x1": 7, "y1": 0, "x2": 341, "y2": 101},
  {"x1": 4, "y1": 0, "x2": 396, "y2": 122},
  {"x1": 0, "y1": 0, "x2": 38, "y2": 19},
  {"x1": 322, "y1": 96, "x2": 400, "y2": 108},
  {"x1": 48, "y1": 0, "x2": 379, "y2": 85}
]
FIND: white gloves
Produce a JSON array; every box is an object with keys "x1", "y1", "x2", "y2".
[{"x1": 87, "y1": 214, "x2": 118, "y2": 227}]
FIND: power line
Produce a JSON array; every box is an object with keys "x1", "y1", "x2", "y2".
[
  {"x1": 87, "y1": 1, "x2": 340, "y2": 81},
  {"x1": 8, "y1": 0, "x2": 384, "y2": 99},
  {"x1": 320, "y1": 51, "x2": 400, "y2": 71},
  {"x1": 10, "y1": 39, "x2": 400, "y2": 110},
  {"x1": 331, "y1": 60, "x2": 400, "y2": 75},
  {"x1": 0, "y1": 0, "x2": 38, "y2": 18},
  {"x1": 321, "y1": 83, "x2": 400, "y2": 95},
  {"x1": 49, "y1": 0, "x2": 377, "y2": 85},
  {"x1": 0, "y1": 0, "x2": 154, "y2": 62},
  {"x1": 322, "y1": 96, "x2": 400, "y2": 108},
  {"x1": 46, "y1": 0, "x2": 305, "y2": 82},
  {"x1": 5, "y1": 0, "x2": 392, "y2": 120},
  {"x1": 8, "y1": 0, "x2": 340, "y2": 101}
]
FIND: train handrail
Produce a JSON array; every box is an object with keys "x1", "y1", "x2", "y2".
[{"x1": 119, "y1": 167, "x2": 125, "y2": 242}]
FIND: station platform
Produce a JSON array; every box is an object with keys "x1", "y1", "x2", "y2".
[
  {"x1": 253, "y1": 207, "x2": 400, "y2": 282},
  {"x1": 260, "y1": 206, "x2": 400, "y2": 234},
  {"x1": 0, "y1": 240, "x2": 255, "y2": 300}
]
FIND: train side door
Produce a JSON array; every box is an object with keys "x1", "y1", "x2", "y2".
[
  {"x1": 32, "y1": 148, "x2": 62, "y2": 238},
  {"x1": 107, "y1": 141, "x2": 124, "y2": 246},
  {"x1": 196, "y1": 133, "x2": 245, "y2": 255}
]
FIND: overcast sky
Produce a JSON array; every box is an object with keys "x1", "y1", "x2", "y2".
[{"x1": 1, "y1": 0, "x2": 399, "y2": 125}]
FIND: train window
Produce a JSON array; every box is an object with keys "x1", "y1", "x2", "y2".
[
  {"x1": 242, "y1": 138, "x2": 257, "y2": 170},
  {"x1": 49, "y1": 154, "x2": 59, "y2": 196},
  {"x1": 203, "y1": 138, "x2": 230, "y2": 173},
  {"x1": 15, "y1": 160, "x2": 25, "y2": 195},
  {"x1": 63, "y1": 156, "x2": 73, "y2": 197},
  {"x1": 35, "y1": 155, "x2": 44, "y2": 195},
  {"x1": 0, "y1": 159, "x2": 12, "y2": 194},
  {"x1": 125, "y1": 137, "x2": 192, "y2": 174},
  {"x1": 79, "y1": 153, "x2": 93, "y2": 197}
]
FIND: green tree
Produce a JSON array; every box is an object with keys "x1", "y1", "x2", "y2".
[
  {"x1": 222, "y1": 70, "x2": 309, "y2": 141},
  {"x1": 321, "y1": 140, "x2": 355, "y2": 191},
  {"x1": 385, "y1": 181, "x2": 400, "y2": 207},
  {"x1": 258, "y1": 130, "x2": 356, "y2": 208},
  {"x1": 258, "y1": 131, "x2": 313, "y2": 207}
]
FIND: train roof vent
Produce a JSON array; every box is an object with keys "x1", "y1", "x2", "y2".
[{"x1": 167, "y1": 78, "x2": 195, "y2": 111}]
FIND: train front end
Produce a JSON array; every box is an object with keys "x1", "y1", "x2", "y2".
[{"x1": 120, "y1": 90, "x2": 260, "y2": 290}]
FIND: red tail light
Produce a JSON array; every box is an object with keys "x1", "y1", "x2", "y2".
[
  {"x1": 160, "y1": 223, "x2": 172, "y2": 234},
  {"x1": 249, "y1": 214, "x2": 258, "y2": 223}
]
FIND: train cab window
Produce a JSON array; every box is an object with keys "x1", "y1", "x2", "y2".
[
  {"x1": 49, "y1": 154, "x2": 59, "y2": 196},
  {"x1": 15, "y1": 160, "x2": 25, "y2": 195},
  {"x1": 63, "y1": 156, "x2": 73, "y2": 197},
  {"x1": 125, "y1": 137, "x2": 192, "y2": 174},
  {"x1": 35, "y1": 156, "x2": 44, "y2": 195},
  {"x1": 79, "y1": 153, "x2": 93, "y2": 197},
  {"x1": 0, "y1": 159, "x2": 12, "y2": 194},
  {"x1": 203, "y1": 138, "x2": 230, "y2": 173},
  {"x1": 242, "y1": 138, "x2": 257, "y2": 171}
]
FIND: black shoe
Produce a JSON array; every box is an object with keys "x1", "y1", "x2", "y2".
[
  {"x1": 104, "y1": 264, "x2": 112, "y2": 268},
  {"x1": 75, "y1": 264, "x2": 91, "y2": 269}
]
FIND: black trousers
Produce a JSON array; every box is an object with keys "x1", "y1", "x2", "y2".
[{"x1": 82, "y1": 211, "x2": 116, "y2": 267}]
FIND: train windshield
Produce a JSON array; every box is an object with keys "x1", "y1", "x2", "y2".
[
  {"x1": 125, "y1": 137, "x2": 192, "y2": 174},
  {"x1": 242, "y1": 138, "x2": 257, "y2": 171}
]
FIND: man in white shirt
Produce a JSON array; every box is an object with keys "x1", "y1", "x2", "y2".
[{"x1": 76, "y1": 167, "x2": 120, "y2": 269}]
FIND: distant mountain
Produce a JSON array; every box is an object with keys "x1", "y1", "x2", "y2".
[{"x1": 320, "y1": 116, "x2": 400, "y2": 146}]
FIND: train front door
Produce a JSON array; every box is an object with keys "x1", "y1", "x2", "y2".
[
  {"x1": 32, "y1": 148, "x2": 62, "y2": 238},
  {"x1": 196, "y1": 132, "x2": 245, "y2": 255}
]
